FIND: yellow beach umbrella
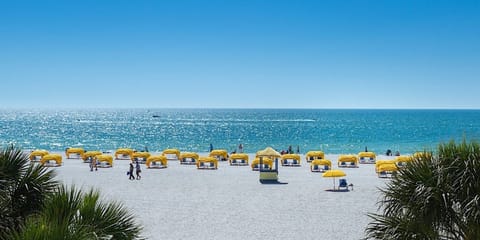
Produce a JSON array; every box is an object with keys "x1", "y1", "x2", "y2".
[{"x1": 322, "y1": 169, "x2": 347, "y2": 190}]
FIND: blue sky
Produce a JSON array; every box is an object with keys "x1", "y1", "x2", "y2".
[{"x1": 1, "y1": 0, "x2": 479, "y2": 109}]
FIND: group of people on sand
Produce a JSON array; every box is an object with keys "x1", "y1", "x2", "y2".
[
  {"x1": 280, "y1": 145, "x2": 300, "y2": 155},
  {"x1": 128, "y1": 161, "x2": 142, "y2": 180}
]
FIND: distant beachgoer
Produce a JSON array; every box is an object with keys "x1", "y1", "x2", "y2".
[
  {"x1": 135, "y1": 161, "x2": 141, "y2": 180},
  {"x1": 288, "y1": 145, "x2": 292, "y2": 154},
  {"x1": 90, "y1": 157, "x2": 97, "y2": 171},
  {"x1": 238, "y1": 144, "x2": 243, "y2": 153},
  {"x1": 365, "y1": 146, "x2": 368, "y2": 152},
  {"x1": 128, "y1": 162, "x2": 135, "y2": 180},
  {"x1": 386, "y1": 149, "x2": 392, "y2": 156},
  {"x1": 296, "y1": 146, "x2": 300, "y2": 154},
  {"x1": 209, "y1": 143, "x2": 214, "y2": 152}
]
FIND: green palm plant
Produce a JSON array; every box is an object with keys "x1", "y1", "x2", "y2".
[
  {"x1": 365, "y1": 140, "x2": 480, "y2": 240},
  {"x1": 0, "y1": 145, "x2": 58, "y2": 237},
  {"x1": 13, "y1": 185, "x2": 143, "y2": 240}
]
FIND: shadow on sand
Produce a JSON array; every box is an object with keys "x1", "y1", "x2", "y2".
[
  {"x1": 259, "y1": 179, "x2": 288, "y2": 184},
  {"x1": 325, "y1": 189, "x2": 350, "y2": 192}
]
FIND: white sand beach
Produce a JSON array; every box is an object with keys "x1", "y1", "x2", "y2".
[{"x1": 50, "y1": 152, "x2": 394, "y2": 240}]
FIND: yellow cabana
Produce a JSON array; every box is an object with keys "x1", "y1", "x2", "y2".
[
  {"x1": 179, "y1": 152, "x2": 199, "y2": 165},
  {"x1": 310, "y1": 159, "x2": 332, "y2": 172},
  {"x1": 146, "y1": 155, "x2": 168, "y2": 169},
  {"x1": 209, "y1": 149, "x2": 228, "y2": 161},
  {"x1": 305, "y1": 151, "x2": 324, "y2": 162},
  {"x1": 96, "y1": 154, "x2": 113, "y2": 167},
  {"x1": 251, "y1": 157, "x2": 273, "y2": 171},
  {"x1": 132, "y1": 152, "x2": 151, "y2": 163},
  {"x1": 375, "y1": 160, "x2": 396, "y2": 173},
  {"x1": 413, "y1": 151, "x2": 432, "y2": 161},
  {"x1": 395, "y1": 155, "x2": 413, "y2": 167},
  {"x1": 162, "y1": 149, "x2": 180, "y2": 160},
  {"x1": 229, "y1": 153, "x2": 249, "y2": 166},
  {"x1": 82, "y1": 151, "x2": 102, "y2": 163},
  {"x1": 115, "y1": 148, "x2": 134, "y2": 160},
  {"x1": 280, "y1": 154, "x2": 301, "y2": 166},
  {"x1": 29, "y1": 150, "x2": 49, "y2": 161},
  {"x1": 338, "y1": 155, "x2": 359, "y2": 168},
  {"x1": 377, "y1": 163, "x2": 398, "y2": 178},
  {"x1": 197, "y1": 156, "x2": 218, "y2": 170},
  {"x1": 358, "y1": 151, "x2": 376, "y2": 164},
  {"x1": 66, "y1": 148, "x2": 85, "y2": 159},
  {"x1": 40, "y1": 154, "x2": 62, "y2": 167}
]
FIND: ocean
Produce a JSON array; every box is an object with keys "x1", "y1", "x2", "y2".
[{"x1": 1, "y1": 108, "x2": 479, "y2": 154}]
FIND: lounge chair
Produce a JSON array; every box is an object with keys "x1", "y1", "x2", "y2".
[{"x1": 338, "y1": 179, "x2": 348, "y2": 190}]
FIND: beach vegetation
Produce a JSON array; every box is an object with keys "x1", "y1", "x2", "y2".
[
  {"x1": 0, "y1": 145, "x2": 58, "y2": 237},
  {"x1": 0, "y1": 145, "x2": 143, "y2": 239},
  {"x1": 11, "y1": 186, "x2": 143, "y2": 240},
  {"x1": 365, "y1": 140, "x2": 480, "y2": 239}
]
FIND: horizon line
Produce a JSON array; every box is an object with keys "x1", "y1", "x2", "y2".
[{"x1": 1, "y1": 107, "x2": 480, "y2": 111}]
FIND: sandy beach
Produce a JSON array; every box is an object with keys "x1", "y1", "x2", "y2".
[{"x1": 48, "y1": 152, "x2": 394, "y2": 240}]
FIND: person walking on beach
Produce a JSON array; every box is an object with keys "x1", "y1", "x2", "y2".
[
  {"x1": 90, "y1": 156, "x2": 97, "y2": 171},
  {"x1": 135, "y1": 161, "x2": 142, "y2": 180},
  {"x1": 128, "y1": 162, "x2": 135, "y2": 180},
  {"x1": 209, "y1": 143, "x2": 214, "y2": 152},
  {"x1": 238, "y1": 143, "x2": 243, "y2": 153}
]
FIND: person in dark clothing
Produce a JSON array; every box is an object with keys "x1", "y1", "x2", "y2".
[
  {"x1": 386, "y1": 149, "x2": 392, "y2": 156},
  {"x1": 135, "y1": 161, "x2": 141, "y2": 180},
  {"x1": 128, "y1": 162, "x2": 135, "y2": 180}
]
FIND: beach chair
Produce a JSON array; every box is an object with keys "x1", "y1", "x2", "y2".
[{"x1": 338, "y1": 179, "x2": 348, "y2": 191}]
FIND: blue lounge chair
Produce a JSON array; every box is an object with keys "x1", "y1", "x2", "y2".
[{"x1": 338, "y1": 179, "x2": 348, "y2": 190}]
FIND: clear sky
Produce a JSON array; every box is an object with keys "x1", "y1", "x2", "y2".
[{"x1": 1, "y1": 0, "x2": 479, "y2": 109}]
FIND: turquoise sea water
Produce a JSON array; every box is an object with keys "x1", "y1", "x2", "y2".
[{"x1": 1, "y1": 109, "x2": 479, "y2": 154}]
